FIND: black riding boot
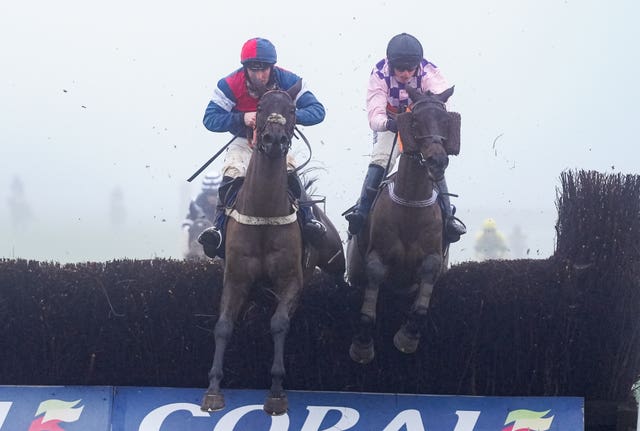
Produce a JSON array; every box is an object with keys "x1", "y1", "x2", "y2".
[
  {"x1": 198, "y1": 176, "x2": 236, "y2": 258},
  {"x1": 436, "y1": 177, "x2": 466, "y2": 243},
  {"x1": 288, "y1": 171, "x2": 327, "y2": 245},
  {"x1": 345, "y1": 164, "x2": 385, "y2": 236}
]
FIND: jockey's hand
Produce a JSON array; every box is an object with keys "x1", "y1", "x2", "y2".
[
  {"x1": 244, "y1": 112, "x2": 257, "y2": 128},
  {"x1": 386, "y1": 118, "x2": 398, "y2": 133}
]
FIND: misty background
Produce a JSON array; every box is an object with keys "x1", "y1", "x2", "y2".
[{"x1": 1, "y1": 0, "x2": 638, "y2": 264}]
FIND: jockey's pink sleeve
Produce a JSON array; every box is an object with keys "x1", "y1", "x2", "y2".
[{"x1": 367, "y1": 74, "x2": 391, "y2": 132}]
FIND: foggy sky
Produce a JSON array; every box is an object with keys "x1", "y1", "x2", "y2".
[{"x1": 1, "y1": 0, "x2": 638, "y2": 263}]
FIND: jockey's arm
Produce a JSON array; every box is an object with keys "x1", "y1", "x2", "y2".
[
  {"x1": 203, "y1": 80, "x2": 247, "y2": 137},
  {"x1": 366, "y1": 74, "x2": 391, "y2": 132},
  {"x1": 294, "y1": 91, "x2": 325, "y2": 126}
]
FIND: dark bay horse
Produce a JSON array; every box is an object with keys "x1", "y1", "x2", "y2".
[
  {"x1": 200, "y1": 80, "x2": 344, "y2": 415},
  {"x1": 347, "y1": 86, "x2": 459, "y2": 364}
]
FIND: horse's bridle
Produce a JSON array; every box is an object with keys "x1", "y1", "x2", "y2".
[
  {"x1": 401, "y1": 98, "x2": 449, "y2": 165},
  {"x1": 399, "y1": 98, "x2": 449, "y2": 174},
  {"x1": 401, "y1": 150, "x2": 429, "y2": 167},
  {"x1": 255, "y1": 90, "x2": 296, "y2": 155}
]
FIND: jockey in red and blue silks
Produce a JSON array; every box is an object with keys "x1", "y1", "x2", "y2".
[
  {"x1": 203, "y1": 52, "x2": 325, "y2": 140},
  {"x1": 198, "y1": 37, "x2": 327, "y2": 259},
  {"x1": 345, "y1": 33, "x2": 466, "y2": 243}
]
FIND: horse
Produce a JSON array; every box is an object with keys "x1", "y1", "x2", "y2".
[
  {"x1": 200, "y1": 79, "x2": 345, "y2": 415},
  {"x1": 347, "y1": 85, "x2": 460, "y2": 364}
]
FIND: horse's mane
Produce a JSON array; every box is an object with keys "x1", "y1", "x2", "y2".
[{"x1": 297, "y1": 166, "x2": 324, "y2": 195}]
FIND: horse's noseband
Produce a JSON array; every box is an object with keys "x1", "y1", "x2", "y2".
[{"x1": 266, "y1": 113, "x2": 287, "y2": 126}]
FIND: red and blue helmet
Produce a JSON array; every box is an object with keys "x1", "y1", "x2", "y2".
[{"x1": 240, "y1": 37, "x2": 277, "y2": 66}]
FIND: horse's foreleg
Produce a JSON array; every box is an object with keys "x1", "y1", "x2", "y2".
[
  {"x1": 394, "y1": 254, "x2": 442, "y2": 354},
  {"x1": 201, "y1": 280, "x2": 250, "y2": 412},
  {"x1": 350, "y1": 252, "x2": 386, "y2": 364},
  {"x1": 264, "y1": 277, "x2": 300, "y2": 416},
  {"x1": 201, "y1": 317, "x2": 233, "y2": 411}
]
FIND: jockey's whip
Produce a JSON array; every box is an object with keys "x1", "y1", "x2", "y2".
[
  {"x1": 383, "y1": 132, "x2": 399, "y2": 178},
  {"x1": 187, "y1": 135, "x2": 238, "y2": 182}
]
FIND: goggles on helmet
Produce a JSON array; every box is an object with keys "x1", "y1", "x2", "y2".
[
  {"x1": 393, "y1": 62, "x2": 419, "y2": 72},
  {"x1": 245, "y1": 61, "x2": 272, "y2": 71}
]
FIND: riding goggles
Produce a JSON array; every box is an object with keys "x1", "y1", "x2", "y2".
[
  {"x1": 393, "y1": 63, "x2": 419, "y2": 72},
  {"x1": 245, "y1": 62, "x2": 272, "y2": 71}
]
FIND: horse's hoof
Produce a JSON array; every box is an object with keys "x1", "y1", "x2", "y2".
[
  {"x1": 264, "y1": 393, "x2": 288, "y2": 416},
  {"x1": 393, "y1": 327, "x2": 420, "y2": 354},
  {"x1": 201, "y1": 393, "x2": 225, "y2": 412},
  {"x1": 349, "y1": 340, "x2": 374, "y2": 364}
]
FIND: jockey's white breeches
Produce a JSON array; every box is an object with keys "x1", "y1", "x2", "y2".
[
  {"x1": 222, "y1": 137, "x2": 297, "y2": 178},
  {"x1": 370, "y1": 130, "x2": 401, "y2": 170}
]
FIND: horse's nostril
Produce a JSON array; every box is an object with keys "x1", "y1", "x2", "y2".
[
  {"x1": 263, "y1": 134, "x2": 273, "y2": 144},
  {"x1": 279, "y1": 135, "x2": 289, "y2": 146}
]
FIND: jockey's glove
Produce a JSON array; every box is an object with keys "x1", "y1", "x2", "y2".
[{"x1": 386, "y1": 118, "x2": 398, "y2": 133}]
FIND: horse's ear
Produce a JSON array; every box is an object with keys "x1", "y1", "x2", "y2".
[
  {"x1": 396, "y1": 111, "x2": 417, "y2": 151},
  {"x1": 287, "y1": 79, "x2": 303, "y2": 100},
  {"x1": 436, "y1": 86, "x2": 455, "y2": 104},
  {"x1": 445, "y1": 111, "x2": 461, "y2": 155},
  {"x1": 405, "y1": 85, "x2": 423, "y2": 103}
]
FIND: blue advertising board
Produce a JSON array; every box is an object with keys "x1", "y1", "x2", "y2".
[
  {"x1": 0, "y1": 385, "x2": 111, "y2": 431},
  {"x1": 0, "y1": 385, "x2": 583, "y2": 431}
]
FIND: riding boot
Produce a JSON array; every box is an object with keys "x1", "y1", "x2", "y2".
[
  {"x1": 436, "y1": 176, "x2": 467, "y2": 243},
  {"x1": 345, "y1": 164, "x2": 385, "y2": 236},
  {"x1": 198, "y1": 176, "x2": 236, "y2": 258},
  {"x1": 288, "y1": 171, "x2": 327, "y2": 245}
]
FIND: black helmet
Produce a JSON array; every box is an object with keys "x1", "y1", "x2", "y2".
[{"x1": 386, "y1": 33, "x2": 423, "y2": 66}]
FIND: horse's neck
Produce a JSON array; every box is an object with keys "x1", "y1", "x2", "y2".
[
  {"x1": 236, "y1": 152, "x2": 291, "y2": 216},
  {"x1": 393, "y1": 156, "x2": 433, "y2": 201}
]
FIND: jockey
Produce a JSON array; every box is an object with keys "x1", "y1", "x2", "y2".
[
  {"x1": 182, "y1": 171, "x2": 221, "y2": 231},
  {"x1": 345, "y1": 33, "x2": 467, "y2": 243},
  {"x1": 198, "y1": 37, "x2": 327, "y2": 258}
]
